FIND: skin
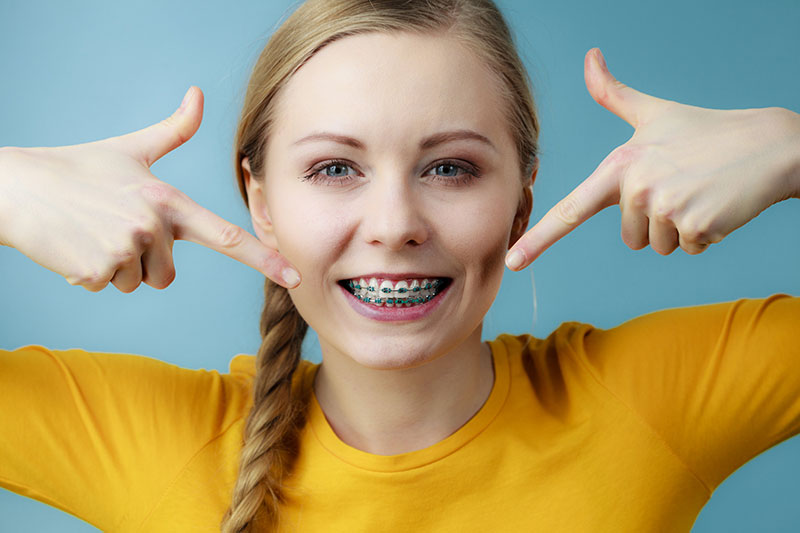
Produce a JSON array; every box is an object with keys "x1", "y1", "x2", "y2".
[
  {"x1": 2, "y1": 32, "x2": 797, "y2": 454},
  {"x1": 243, "y1": 31, "x2": 533, "y2": 454},
  {"x1": 506, "y1": 48, "x2": 800, "y2": 269}
]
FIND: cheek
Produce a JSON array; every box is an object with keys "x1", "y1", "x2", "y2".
[
  {"x1": 442, "y1": 193, "x2": 516, "y2": 287},
  {"x1": 271, "y1": 194, "x2": 350, "y2": 274}
]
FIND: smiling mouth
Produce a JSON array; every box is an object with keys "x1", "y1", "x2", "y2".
[{"x1": 338, "y1": 276, "x2": 452, "y2": 307}]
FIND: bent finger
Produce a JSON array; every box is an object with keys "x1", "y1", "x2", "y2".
[
  {"x1": 679, "y1": 234, "x2": 710, "y2": 255},
  {"x1": 141, "y1": 234, "x2": 177, "y2": 290},
  {"x1": 111, "y1": 257, "x2": 144, "y2": 293},
  {"x1": 648, "y1": 216, "x2": 679, "y2": 256},
  {"x1": 619, "y1": 202, "x2": 649, "y2": 250}
]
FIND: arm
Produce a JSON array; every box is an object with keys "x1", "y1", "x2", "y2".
[
  {"x1": 506, "y1": 48, "x2": 800, "y2": 269},
  {"x1": 0, "y1": 344, "x2": 249, "y2": 529},
  {"x1": 0, "y1": 89, "x2": 300, "y2": 291},
  {"x1": 579, "y1": 293, "x2": 800, "y2": 492}
]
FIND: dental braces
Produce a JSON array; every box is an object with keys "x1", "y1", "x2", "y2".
[
  {"x1": 354, "y1": 293, "x2": 436, "y2": 305},
  {"x1": 347, "y1": 279, "x2": 441, "y2": 293}
]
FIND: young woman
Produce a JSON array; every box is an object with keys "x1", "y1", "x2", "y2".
[{"x1": 1, "y1": 0, "x2": 798, "y2": 531}]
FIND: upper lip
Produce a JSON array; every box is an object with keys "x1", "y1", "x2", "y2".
[{"x1": 340, "y1": 272, "x2": 450, "y2": 281}]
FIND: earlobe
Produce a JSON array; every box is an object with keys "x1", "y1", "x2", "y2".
[{"x1": 241, "y1": 157, "x2": 279, "y2": 248}]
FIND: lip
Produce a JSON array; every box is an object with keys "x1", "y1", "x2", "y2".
[
  {"x1": 338, "y1": 278, "x2": 452, "y2": 323},
  {"x1": 340, "y1": 272, "x2": 449, "y2": 282}
]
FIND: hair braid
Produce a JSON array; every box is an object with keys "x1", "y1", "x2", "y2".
[{"x1": 220, "y1": 279, "x2": 308, "y2": 532}]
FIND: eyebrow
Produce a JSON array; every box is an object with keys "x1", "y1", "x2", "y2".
[{"x1": 291, "y1": 129, "x2": 497, "y2": 153}]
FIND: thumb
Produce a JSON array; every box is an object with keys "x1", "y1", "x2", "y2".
[
  {"x1": 108, "y1": 86, "x2": 204, "y2": 167},
  {"x1": 584, "y1": 48, "x2": 664, "y2": 128}
]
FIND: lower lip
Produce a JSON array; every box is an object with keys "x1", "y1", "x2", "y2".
[{"x1": 339, "y1": 282, "x2": 451, "y2": 322}]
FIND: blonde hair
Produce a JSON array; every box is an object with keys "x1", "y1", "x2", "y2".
[{"x1": 222, "y1": 0, "x2": 539, "y2": 531}]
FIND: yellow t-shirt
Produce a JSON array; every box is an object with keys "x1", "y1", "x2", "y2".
[{"x1": 1, "y1": 294, "x2": 798, "y2": 532}]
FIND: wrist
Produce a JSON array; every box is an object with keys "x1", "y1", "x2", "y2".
[
  {"x1": 769, "y1": 107, "x2": 800, "y2": 201},
  {"x1": 783, "y1": 108, "x2": 800, "y2": 199},
  {"x1": 792, "y1": 140, "x2": 800, "y2": 200}
]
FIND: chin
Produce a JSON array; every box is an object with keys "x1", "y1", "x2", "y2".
[{"x1": 344, "y1": 338, "x2": 447, "y2": 371}]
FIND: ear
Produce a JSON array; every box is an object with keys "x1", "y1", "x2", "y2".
[
  {"x1": 242, "y1": 157, "x2": 279, "y2": 249},
  {"x1": 508, "y1": 166, "x2": 536, "y2": 248}
]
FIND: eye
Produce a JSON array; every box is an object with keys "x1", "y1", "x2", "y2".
[
  {"x1": 300, "y1": 159, "x2": 359, "y2": 185},
  {"x1": 424, "y1": 159, "x2": 480, "y2": 185},
  {"x1": 299, "y1": 158, "x2": 480, "y2": 186}
]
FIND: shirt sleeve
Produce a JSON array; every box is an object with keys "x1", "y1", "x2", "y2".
[
  {"x1": 578, "y1": 293, "x2": 800, "y2": 493},
  {"x1": 0, "y1": 345, "x2": 249, "y2": 531}
]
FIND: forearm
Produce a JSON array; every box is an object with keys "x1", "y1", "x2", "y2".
[{"x1": 0, "y1": 146, "x2": 13, "y2": 247}]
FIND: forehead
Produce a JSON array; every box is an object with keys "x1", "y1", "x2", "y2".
[{"x1": 271, "y1": 31, "x2": 512, "y2": 151}]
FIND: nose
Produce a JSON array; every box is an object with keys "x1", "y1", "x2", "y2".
[{"x1": 361, "y1": 171, "x2": 429, "y2": 250}]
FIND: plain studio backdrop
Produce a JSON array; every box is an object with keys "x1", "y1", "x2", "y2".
[{"x1": 1, "y1": 0, "x2": 798, "y2": 531}]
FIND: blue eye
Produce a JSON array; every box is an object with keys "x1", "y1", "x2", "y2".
[
  {"x1": 301, "y1": 160, "x2": 358, "y2": 185},
  {"x1": 300, "y1": 158, "x2": 480, "y2": 186},
  {"x1": 322, "y1": 162, "x2": 353, "y2": 178},
  {"x1": 434, "y1": 163, "x2": 460, "y2": 177},
  {"x1": 425, "y1": 159, "x2": 480, "y2": 185}
]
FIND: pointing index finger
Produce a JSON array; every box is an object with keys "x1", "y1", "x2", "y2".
[
  {"x1": 506, "y1": 162, "x2": 621, "y2": 270},
  {"x1": 173, "y1": 197, "x2": 301, "y2": 288}
]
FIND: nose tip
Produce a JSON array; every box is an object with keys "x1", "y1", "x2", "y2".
[{"x1": 362, "y1": 180, "x2": 428, "y2": 249}]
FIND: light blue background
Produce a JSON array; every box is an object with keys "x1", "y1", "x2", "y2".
[{"x1": 1, "y1": 0, "x2": 798, "y2": 531}]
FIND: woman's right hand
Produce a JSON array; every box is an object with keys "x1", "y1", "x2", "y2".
[{"x1": 0, "y1": 87, "x2": 301, "y2": 292}]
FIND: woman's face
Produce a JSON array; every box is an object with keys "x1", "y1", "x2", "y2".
[{"x1": 246, "y1": 31, "x2": 531, "y2": 370}]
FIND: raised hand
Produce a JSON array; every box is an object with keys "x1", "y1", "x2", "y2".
[
  {"x1": 505, "y1": 48, "x2": 800, "y2": 271},
  {"x1": 0, "y1": 87, "x2": 301, "y2": 292}
]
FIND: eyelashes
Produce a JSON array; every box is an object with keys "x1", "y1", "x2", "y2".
[{"x1": 300, "y1": 158, "x2": 481, "y2": 187}]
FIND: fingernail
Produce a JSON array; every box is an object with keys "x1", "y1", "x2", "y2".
[
  {"x1": 505, "y1": 249, "x2": 526, "y2": 270},
  {"x1": 281, "y1": 267, "x2": 301, "y2": 288},
  {"x1": 179, "y1": 87, "x2": 193, "y2": 111},
  {"x1": 595, "y1": 49, "x2": 607, "y2": 71}
]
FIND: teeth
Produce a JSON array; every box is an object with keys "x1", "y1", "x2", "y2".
[
  {"x1": 347, "y1": 276, "x2": 446, "y2": 307},
  {"x1": 395, "y1": 281, "x2": 409, "y2": 307},
  {"x1": 379, "y1": 280, "x2": 395, "y2": 307}
]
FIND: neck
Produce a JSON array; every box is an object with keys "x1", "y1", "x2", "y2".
[{"x1": 313, "y1": 328, "x2": 494, "y2": 455}]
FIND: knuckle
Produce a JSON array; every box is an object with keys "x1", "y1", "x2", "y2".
[
  {"x1": 112, "y1": 246, "x2": 138, "y2": 265},
  {"x1": 627, "y1": 181, "x2": 651, "y2": 210},
  {"x1": 679, "y1": 218, "x2": 711, "y2": 244},
  {"x1": 72, "y1": 269, "x2": 99, "y2": 286},
  {"x1": 650, "y1": 192, "x2": 676, "y2": 222},
  {"x1": 139, "y1": 182, "x2": 179, "y2": 216},
  {"x1": 607, "y1": 144, "x2": 639, "y2": 168},
  {"x1": 76, "y1": 269, "x2": 108, "y2": 291},
  {"x1": 555, "y1": 196, "x2": 581, "y2": 226},
  {"x1": 131, "y1": 220, "x2": 158, "y2": 248},
  {"x1": 219, "y1": 223, "x2": 245, "y2": 248},
  {"x1": 679, "y1": 236, "x2": 708, "y2": 255},
  {"x1": 160, "y1": 117, "x2": 190, "y2": 147}
]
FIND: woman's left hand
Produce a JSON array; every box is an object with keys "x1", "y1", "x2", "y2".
[{"x1": 505, "y1": 48, "x2": 800, "y2": 271}]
